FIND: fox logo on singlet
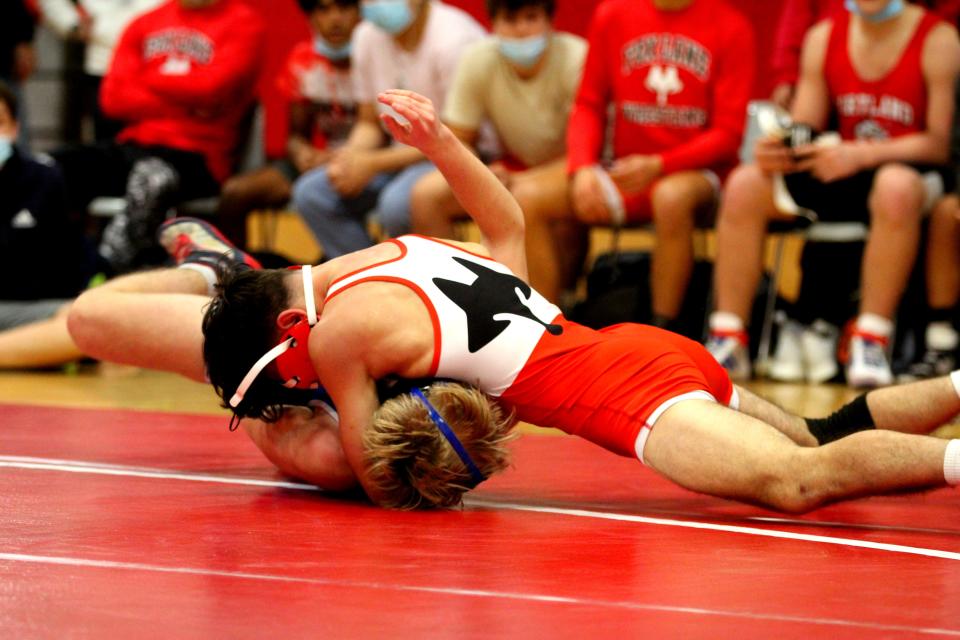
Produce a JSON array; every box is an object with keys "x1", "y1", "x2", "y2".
[
  {"x1": 324, "y1": 236, "x2": 564, "y2": 395},
  {"x1": 434, "y1": 258, "x2": 563, "y2": 353}
]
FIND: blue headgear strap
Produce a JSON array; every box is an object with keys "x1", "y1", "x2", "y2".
[{"x1": 410, "y1": 387, "x2": 486, "y2": 487}]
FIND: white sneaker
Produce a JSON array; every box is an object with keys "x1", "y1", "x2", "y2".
[
  {"x1": 707, "y1": 331, "x2": 752, "y2": 381},
  {"x1": 769, "y1": 320, "x2": 804, "y2": 382},
  {"x1": 802, "y1": 319, "x2": 839, "y2": 383},
  {"x1": 846, "y1": 333, "x2": 893, "y2": 388}
]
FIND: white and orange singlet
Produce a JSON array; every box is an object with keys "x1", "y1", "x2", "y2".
[{"x1": 325, "y1": 235, "x2": 736, "y2": 461}]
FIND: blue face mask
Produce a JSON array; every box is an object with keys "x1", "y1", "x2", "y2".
[
  {"x1": 314, "y1": 36, "x2": 352, "y2": 61},
  {"x1": 844, "y1": 0, "x2": 905, "y2": 22},
  {"x1": 0, "y1": 137, "x2": 12, "y2": 168},
  {"x1": 497, "y1": 33, "x2": 549, "y2": 69},
  {"x1": 362, "y1": 0, "x2": 415, "y2": 35}
]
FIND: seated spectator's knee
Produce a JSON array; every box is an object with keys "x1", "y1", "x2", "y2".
[
  {"x1": 718, "y1": 164, "x2": 770, "y2": 224},
  {"x1": 508, "y1": 180, "x2": 540, "y2": 216},
  {"x1": 220, "y1": 175, "x2": 249, "y2": 204},
  {"x1": 377, "y1": 196, "x2": 412, "y2": 238},
  {"x1": 650, "y1": 179, "x2": 697, "y2": 236},
  {"x1": 869, "y1": 164, "x2": 925, "y2": 225},
  {"x1": 410, "y1": 172, "x2": 448, "y2": 218}
]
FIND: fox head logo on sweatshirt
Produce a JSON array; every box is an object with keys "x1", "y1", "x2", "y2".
[{"x1": 620, "y1": 33, "x2": 711, "y2": 128}]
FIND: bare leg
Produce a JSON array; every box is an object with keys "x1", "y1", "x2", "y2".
[
  {"x1": 714, "y1": 164, "x2": 784, "y2": 322},
  {"x1": 735, "y1": 385, "x2": 816, "y2": 446},
  {"x1": 551, "y1": 217, "x2": 589, "y2": 297},
  {"x1": 511, "y1": 158, "x2": 582, "y2": 302},
  {"x1": 644, "y1": 400, "x2": 949, "y2": 513},
  {"x1": 860, "y1": 164, "x2": 925, "y2": 318},
  {"x1": 0, "y1": 303, "x2": 83, "y2": 368},
  {"x1": 409, "y1": 169, "x2": 466, "y2": 238},
  {"x1": 866, "y1": 375, "x2": 960, "y2": 434},
  {"x1": 67, "y1": 268, "x2": 210, "y2": 382},
  {"x1": 649, "y1": 171, "x2": 715, "y2": 320},
  {"x1": 925, "y1": 194, "x2": 960, "y2": 310}
]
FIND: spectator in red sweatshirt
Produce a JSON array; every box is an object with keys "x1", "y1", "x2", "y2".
[
  {"x1": 567, "y1": 0, "x2": 755, "y2": 334},
  {"x1": 52, "y1": 0, "x2": 265, "y2": 274}
]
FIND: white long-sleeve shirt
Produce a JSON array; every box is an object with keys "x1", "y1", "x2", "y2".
[{"x1": 40, "y1": 0, "x2": 163, "y2": 75}]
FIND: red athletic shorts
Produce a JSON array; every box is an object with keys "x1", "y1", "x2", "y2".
[
  {"x1": 499, "y1": 319, "x2": 736, "y2": 460},
  {"x1": 615, "y1": 169, "x2": 721, "y2": 224}
]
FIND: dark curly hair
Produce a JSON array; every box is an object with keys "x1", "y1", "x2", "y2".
[
  {"x1": 202, "y1": 262, "x2": 293, "y2": 422},
  {"x1": 298, "y1": 0, "x2": 359, "y2": 13},
  {"x1": 486, "y1": 0, "x2": 555, "y2": 19}
]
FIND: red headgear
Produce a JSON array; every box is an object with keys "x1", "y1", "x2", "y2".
[{"x1": 229, "y1": 266, "x2": 320, "y2": 409}]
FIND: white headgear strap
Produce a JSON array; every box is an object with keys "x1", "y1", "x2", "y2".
[{"x1": 228, "y1": 265, "x2": 318, "y2": 409}]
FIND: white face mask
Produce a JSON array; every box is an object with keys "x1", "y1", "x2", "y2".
[
  {"x1": 845, "y1": 0, "x2": 905, "y2": 22},
  {"x1": 0, "y1": 136, "x2": 12, "y2": 168},
  {"x1": 497, "y1": 33, "x2": 549, "y2": 68}
]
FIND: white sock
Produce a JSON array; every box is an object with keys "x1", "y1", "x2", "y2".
[
  {"x1": 949, "y1": 370, "x2": 960, "y2": 399},
  {"x1": 944, "y1": 439, "x2": 960, "y2": 486},
  {"x1": 855, "y1": 313, "x2": 893, "y2": 339},
  {"x1": 180, "y1": 263, "x2": 217, "y2": 296},
  {"x1": 710, "y1": 311, "x2": 744, "y2": 333},
  {"x1": 926, "y1": 322, "x2": 959, "y2": 351}
]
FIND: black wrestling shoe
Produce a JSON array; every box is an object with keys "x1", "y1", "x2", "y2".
[{"x1": 898, "y1": 348, "x2": 957, "y2": 382}]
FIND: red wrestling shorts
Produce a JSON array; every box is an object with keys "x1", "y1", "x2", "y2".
[{"x1": 499, "y1": 320, "x2": 736, "y2": 461}]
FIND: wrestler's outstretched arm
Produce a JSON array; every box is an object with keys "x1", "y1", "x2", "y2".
[{"x1": 378, "y1": 90, "x2": 528, "y2": 280}]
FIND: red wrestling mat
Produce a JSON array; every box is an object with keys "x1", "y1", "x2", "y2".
[{"x1": 2, "y1": 403, "x2": 958, "y2": 638}]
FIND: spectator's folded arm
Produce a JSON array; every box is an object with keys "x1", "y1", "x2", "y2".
[
  {"x1": 100, "y1": 21, "x2": 184, "y2": 120},
  {"x1": 144, "y1": 19, "x2": 266, "y2": 112}
]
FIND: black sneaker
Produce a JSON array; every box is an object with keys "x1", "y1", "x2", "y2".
[{"x1": 898, "y1": 348, "x2": 957, "y2": 382}]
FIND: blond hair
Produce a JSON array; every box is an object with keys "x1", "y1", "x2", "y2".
[{"x1": 364, "y1": 383, "x2": 516, "y2": 509}]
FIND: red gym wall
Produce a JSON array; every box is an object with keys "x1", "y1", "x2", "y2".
[{"x1": 247, "y1": 0, "x2": 786, "y2": 158}]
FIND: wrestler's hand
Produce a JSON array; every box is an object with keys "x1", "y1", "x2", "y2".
[
  {"x1": 794, "y1": 142, "x2": 865, "y2": 183},
  {"x1": 571, "y1": 167, "x2": 611, "y2": 225},
  {"x1": 609, "y1": 154, "x2": 662, "y2": 194},
  {"x1": 377, "y1": 90, "x2": 452, "y2": 156}
]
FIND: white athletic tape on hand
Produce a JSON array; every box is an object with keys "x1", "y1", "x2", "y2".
[{"x1": 593, "y1": 166, "x2": 626, "y2": 227}]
